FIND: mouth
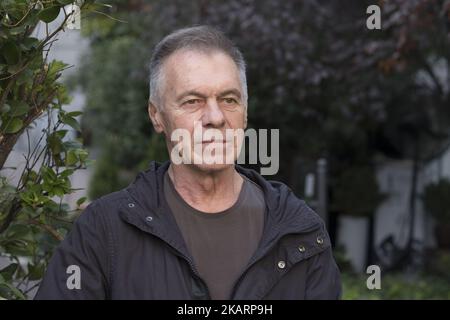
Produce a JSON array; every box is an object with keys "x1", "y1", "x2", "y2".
[{"x1": 201, "y1": 140, "x2": 229, "y2": 144}]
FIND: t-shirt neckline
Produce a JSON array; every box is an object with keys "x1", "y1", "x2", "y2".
[{"x1": 163, "y1": 171, "x2": 248, "y2": 219}]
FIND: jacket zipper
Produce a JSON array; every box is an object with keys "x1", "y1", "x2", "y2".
[
  {"x1": 166, "y1": 245, "x2": 211, "y2": 300},
  {"x1": 229, "y1": 206, "x2": 278, "y2": 300},
  {"x1": 140, "y1": 222, "x2": 211, "y2": 300},
  {"x1": 123, "y1": 192, "x2": 211, "y2": 299}
]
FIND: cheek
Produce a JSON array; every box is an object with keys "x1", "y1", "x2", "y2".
[
  {"x1": 177, "y1": 114, "x2": 197, "y2": 129},
  {"x1": 166, "y1": 114, "x2": 197, "y2": 139},
  {"x1": 228, "y1": 110, "x2": 246, "y2": 128}
]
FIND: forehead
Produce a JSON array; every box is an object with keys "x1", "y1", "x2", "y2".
[{"x1": 161, "y1": 49, "x2": 241, "y2": 96}]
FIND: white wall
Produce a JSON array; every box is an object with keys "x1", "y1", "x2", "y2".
[{"x1": 338, "y1": 158, "x2": 436, "y2": 272}]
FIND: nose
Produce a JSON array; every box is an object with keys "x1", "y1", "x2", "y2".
[{"x1": 202, "y1": 98, "x2": 225, "y2": 128}]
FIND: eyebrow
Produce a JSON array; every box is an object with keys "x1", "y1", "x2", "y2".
[
  {"x1": 176, "y1": 90, "x2": 207, "y2": 102},
  {"x1": 176, "y1": 88, "x2": 242, "y2": 102},
  {"x1": 217, "y1": 89, "x2": 242, "y2": 99}
]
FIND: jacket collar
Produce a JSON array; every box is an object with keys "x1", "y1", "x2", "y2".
[{"x1": 118, "y1": 160, "x2": 324, "y2": 262}]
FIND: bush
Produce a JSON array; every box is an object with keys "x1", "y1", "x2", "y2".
[
  {"x1": 423, "y1": 179, "x2": 450, "y2": 225},
  {"x1": 333, "y1": 245, "x2": 355, "y2": 274},
  {"x1": 332, "y1": 166, "x2": 385, "y2": 217},
  {"x1": 342, "y1": 272, "x2": 450, "y2": 300},
  {"x1": 0, "y1": 0, "x2": 99, "y2": 299}
]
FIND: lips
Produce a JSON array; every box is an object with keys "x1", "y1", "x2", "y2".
[
  {"x1": 201, "y1": 140, "x2": 227, "y2": 144},
  {"x1": 200, "y1": 139, "x2": 235, "y2": 145}
]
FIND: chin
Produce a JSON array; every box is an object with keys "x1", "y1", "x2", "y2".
[
  {"x1": 191, "y1": 162, "x2": 235, "y2": 174},
  {"x1": 169, "y1": 143, "x2": 239, "y2": 173}
]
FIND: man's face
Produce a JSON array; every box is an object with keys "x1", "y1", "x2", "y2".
[{"x1": 149, "y1": 49, "x2": 247, "y2": 172}]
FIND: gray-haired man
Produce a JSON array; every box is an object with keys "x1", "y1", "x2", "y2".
[{"x1": 36, "y1": 25, "x2": 341, "y2": 300}]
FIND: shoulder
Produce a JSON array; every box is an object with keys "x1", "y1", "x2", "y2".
[{"x1": 75, "y1": 189, "x2": 130, "y2": 230}]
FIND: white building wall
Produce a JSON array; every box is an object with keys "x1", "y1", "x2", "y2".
[{"x1": 338, "y1": 158, "x2": 439, "y2": 272}]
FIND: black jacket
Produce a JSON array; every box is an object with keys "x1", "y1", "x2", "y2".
[{"x1": 35, "y1": 161, "x2": 341, "y2": 300}]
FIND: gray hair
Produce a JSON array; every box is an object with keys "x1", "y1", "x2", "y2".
[{"x1": 148, "y1": 25, "x2": 248, "y2": 110}]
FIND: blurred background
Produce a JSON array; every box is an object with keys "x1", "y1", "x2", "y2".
[{"x1": 2, "y1": 0, "x2": 450, "y2": 299}]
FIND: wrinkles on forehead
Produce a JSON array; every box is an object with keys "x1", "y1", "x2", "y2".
[{"x1": 160, "y1": 49, "x2": 244, "y2": 106}]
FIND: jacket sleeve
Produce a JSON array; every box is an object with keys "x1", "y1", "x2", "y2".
[
  {"x1": 34, "y1": 201, "x2": 111, "y2": 300},
  {"x1": 305, "y1": 245, "x2": 342, "y2": 300}
]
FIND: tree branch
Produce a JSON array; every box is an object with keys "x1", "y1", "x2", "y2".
[{"x1": 26, "y1": 219, "x2": 63, "y2": 242}]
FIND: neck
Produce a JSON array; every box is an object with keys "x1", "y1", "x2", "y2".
[{"x1": 167, "y1": 163, "x2": 244, "y2": 213}]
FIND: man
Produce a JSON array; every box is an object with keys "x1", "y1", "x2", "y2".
[{"x1": 35, "y1": 26, "x2": 341, "y2": 300}]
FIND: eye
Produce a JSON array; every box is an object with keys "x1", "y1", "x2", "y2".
[
  {"x1": 223, "y1": 97, "x2": 237, "y2": 104},
  {"x1": 183, "y1": 99, "x2": 202, "y2": 106}
]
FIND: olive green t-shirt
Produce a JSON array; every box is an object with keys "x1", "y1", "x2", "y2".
[{"x1": 164, "y1": 171, "x2": 265, "y2": 300}]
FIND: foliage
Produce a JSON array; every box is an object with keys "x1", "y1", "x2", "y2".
[
  {"x1": 0, "y1": 0, "x2": 99, "y2": 299},
  {"x1": 332, "y1": 166, "x2": 385, "y2": 217},
  {"x1": 422, "y1": 179, "x2": 450, "y2": 224},
  {"x1": 425, "y1": 250, "x2": 450, "y2": 281},
  {"x1": 76, "y1": 0, "x2": 450, "y2": 197},
  {"x1": 342, "y1": 272, "x2": 450, "y2": 300},
  {"x1": 333, "y1": 245, "x2": 355, "y2": 274},
  {"x1": 87, "y1": 135, "x2": 127, "y2": 200}
]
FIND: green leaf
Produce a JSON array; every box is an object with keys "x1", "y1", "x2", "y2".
[
  {"x1": 38, "y1": 6, "x2": 61, "y2": 23},
  {"x1": 76, "y1": 196, "x2": 87, "y2": 207},
  {"x1": 54, "y1": 129, "x2": 68, "y2": 139},
  {"x1": 0, "y1": 263, "x2": 18, "y2": 282},
  {"x1": 60, "y1": 169, "x2": 74, "y2": 178},
  {"x1": 28, "y1": 262, "x2": 45, "y2": 281},
  {"x1": 16, "y1": 69, "x2": 34, "y2": 85},
  {"x1": 7, "y1": 63, "x2": 22, "y2": 74},
  {"x1": 65, "y1": 149, "x2": 78, "y2": 166},
  {"x1": 0, "y1": 287, "x2": 10, "y2": 300},
  {"x1": 0, "y1": 283, "x2": 26, "y2": 300},
  {"x1": 2, "y1": 118, "x2": 23, "y2": 134},
  {"x1": 9, "y1": 101, "x2": 29, "y2": 117},
  {"x1": 66, "y1": 111, "x2": 83, "y2": 117},
  {"x1": 20, "y1": 37, "x2": 40, "y2": 51},
  {"x1": 41, "y1": 166, "x2": 57, "y2": 181},
  {"x1": 1, "y1": 104, "x2": 11, "y2": 113},
  {"x1": 6, "y1": 224, "x2": 33, "y2": 241},
  {"x1": 48, "y1": 60, "x2": 68, "y2": 75},
  {"x1": 2, "y1": 41, "x2": 21, "y2": 65},
  {"x1": 63, "y1": 140, "x2": 82, "y2": 149},
  {"x1": 53, "y1": 186, "x2": 65, "y2": 197},
  {"x1": 78, "y1": 149, "x2": 88, "y2": 162},
  {"x1": 9, "y1": 23, "x2": 28, "y2": 36},
  {"x1": 2, "y1": 242, "x2": 33, "y2": 257},
  {"x1": 47, "y1": 132, "x2": 64, "y2": 154},
  {"x1": 61, "y1": 115, "x2": 80, "y2": 131}
]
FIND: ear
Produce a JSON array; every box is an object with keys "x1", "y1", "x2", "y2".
[
  {"x1": 244, "y1": 110, "x2": 248, "y2": 129},
  {"x1": 148, "y1": 101, "x2": 164, "y2": 133}
]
